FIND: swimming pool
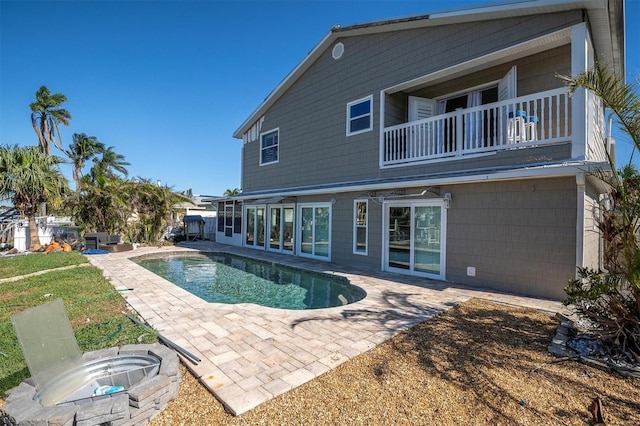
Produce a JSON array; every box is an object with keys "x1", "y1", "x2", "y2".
[{"x1": 134, "y1": 252, "x2": 366, "y2": 310}]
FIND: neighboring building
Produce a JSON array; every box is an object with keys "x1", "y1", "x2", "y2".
[
  {"x1": 217, "y1": 0, "x2": 625, "y2": 300},
  {"x1": 173, "y1": 199, "x2": 217, "y2": 241}
]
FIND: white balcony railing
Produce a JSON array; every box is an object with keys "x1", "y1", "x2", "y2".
[
  {"x1": 382, "y1": 88, "x2": 575, "y2": 167},
  {"x1": 586, "y1": 89, "x2": 607, "y2": 162}
]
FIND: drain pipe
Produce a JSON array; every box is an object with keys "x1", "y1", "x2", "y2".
[{"x1": 124, "y1": 313, "x2": 202, "y2": 365}]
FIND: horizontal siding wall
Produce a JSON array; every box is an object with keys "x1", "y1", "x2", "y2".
[
  {"x1": 583, "y1": 181, "x2": 602, "y2": 270},
  {"x1": 242, "y1": 11, "x2": 582, "y2": 193},
  {"x1": 294, "y1": 193, "x2": 384, "y2": 270},
  {"x1": 446, "y1": 176, "x2": 577, "y2": 299},
  {"x1": 411, "y1": 44, "x2": 571, "y2": 100},
  {"x1": 330, "y1": 192, "x2": 383, "y2": 270},
  {"x1": 379, "y1": 143, "x2": 572, "y2": 180},
  {"x1": 309, "y1": 176, "x2": 579, "y2": 300}
]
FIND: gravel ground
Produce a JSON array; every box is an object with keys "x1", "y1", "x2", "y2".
[{"x1": 152, "y1": 298, "x2": 640, "y2": 425}]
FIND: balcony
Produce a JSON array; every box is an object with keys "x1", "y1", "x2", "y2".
[{"x1": 381, "y1": 88, "x2": 606, "y2": 167}]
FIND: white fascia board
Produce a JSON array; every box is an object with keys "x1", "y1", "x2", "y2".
[
  {"x1": 428, "y1": 0, "x2": 587, "y2": 20},
  {"x1": 235, "y1": 162, "x2": 611, "y2": 199}
]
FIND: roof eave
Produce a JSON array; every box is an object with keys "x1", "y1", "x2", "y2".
[
  {"x1": 232, "y1": 31, "x2": 337, "y2": 139},
  {"x1": 233, "y1": 0, "x2": 625, "y2": 139}
]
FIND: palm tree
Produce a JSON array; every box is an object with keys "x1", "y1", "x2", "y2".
[
  {"x1": 562, "y1": 66, "x2": 640, "y2": 283},
  {"x1": 0, "y1": 145, "x2": 69, "y2": 248},
  {"x1": 66, "y1": 174, "x2": 187, "y2": 244},
  {"x1": 561, "y1": 67, "x2": 639, "y2": 160},
  {"x1": 223, "y1": 188, "x2": 241, "y2": 196},
  {"x1": 65, "y1": 133, "x2": 105, "y2": 189},
  {"x1": 562, "y1": 67, "x2": 640, "y2": 363},
  {"x1": 89, "y1": 146, "x2": 130, "y2": 184},
  {"x1": 30, "y1": 86, "x2": 72, "y2": 155}
]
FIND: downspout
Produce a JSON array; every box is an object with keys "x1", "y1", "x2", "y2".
[
  {"x1": 294, "y1": 198, "x2": 298, "y2": 256},
  {"x1": 576, "y1": 172, "x2": 586, "y2": 276},
  {"x1": 379, "y1": 90, "x2": 385, "y2": 168}
]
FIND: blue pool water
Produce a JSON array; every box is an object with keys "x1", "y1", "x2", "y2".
[{"x1": 134, "y1": 253, "x2": 366, "y2": 310}]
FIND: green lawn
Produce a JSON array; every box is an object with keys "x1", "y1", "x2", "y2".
[
  {"x1": 0, "y1": 253, "x2": 157, "y2": 396},
  {"x1": 0, "y1": 251, "x2": 88, "y2": 279}
]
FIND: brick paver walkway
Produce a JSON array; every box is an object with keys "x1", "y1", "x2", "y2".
[{"x1": 86, "y1": 242, "x2": 566, "y2": 415}]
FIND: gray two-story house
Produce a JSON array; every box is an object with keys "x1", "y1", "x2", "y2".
[{"x1": 217, "y1": 0, "x2": 625, "y2": 300}]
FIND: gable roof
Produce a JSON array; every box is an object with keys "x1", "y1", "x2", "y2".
[{"x1": 233, "y1": 0, "x2": 625, "y2": 139}]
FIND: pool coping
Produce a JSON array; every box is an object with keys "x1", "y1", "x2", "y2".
[{"x1": 86, "y1": 241, "x2": 568, "y2": 416}]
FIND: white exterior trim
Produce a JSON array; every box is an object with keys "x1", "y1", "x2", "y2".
[
  {"x1": 382, "y1": 199, "x2": 447, "y2": 280},
  {"x1": 259, "y1": 127, "x2": 280, "y2": 166},
  {"x1": 234, "y1": 162, "x2": 610, "y2": 200},
  {"x1": 346, "y1": 95, "x2": 373, "y2": 136},
  {"x1": 571, "y1": 22, "x2": 593, "y2": 160},
  {"x1": 296, "y1": 203, "x2": 332, "y2": 261},
  {"x1": 243, "y1": 204, "x2": 266, "y2": 250},
  {"x1": 267, "y1": 204, "x2": 295, "y2": 254}
]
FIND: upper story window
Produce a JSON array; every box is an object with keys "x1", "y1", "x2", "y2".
[
  {"x1": 346, "y1": 95, "x2": 372, "y2": 136},
  {"x1": 260, "y1": 128, "x2": 279, "y2": 165}
]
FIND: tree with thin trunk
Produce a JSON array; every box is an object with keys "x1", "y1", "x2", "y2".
[
  {"x1": 65, "y1": 133, "x2": 105, "y2": 189},
  {"x1": 89, "y1": 146, "x2": 130, "y2": 184},
  {"x1": 0, "y1": 145, "x2": 69, "y2": 248},
  {"x1": 30, "y1": 86, "x2": 72, "y2": 155}
]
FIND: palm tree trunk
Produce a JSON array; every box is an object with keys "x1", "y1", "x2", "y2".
[{"x1": 28, "y1": 215, "x2": 40, "y2": 248}]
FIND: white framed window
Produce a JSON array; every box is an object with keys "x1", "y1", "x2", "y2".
[
  {"x1": 346, "y1": 95, "x2": 373, "y2": 136},
  {"x1": 353, "y1": 199, "x2": 368, "y2": 255},
  {"x1": 260, "y1": 128, "x2": 279, "y2": 165}
]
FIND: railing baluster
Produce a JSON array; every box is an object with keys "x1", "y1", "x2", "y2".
[
  {"x1": 381, "y1": 88, "x2": 590, "y2": 166},
  {"x1": 563, "y1": 93, "x2": 568, "y2": 138}
]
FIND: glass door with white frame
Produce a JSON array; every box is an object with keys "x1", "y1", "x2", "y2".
[
  {"x1": 298, "y1": 204, "x2": 331, "y2": 259},
  {"x1": 244, "y1": 206, "x2": 265, "y2": 249},
  {"x1": 268, "y1": 205, "x2": 294, "y2": 253},
  {"x1": 283, "y1": 207, "x2": 294, "y2": 252},
  {"x1": 269, "y1": 207, "x2": 281, "y2": 250},
  {"x1": 384, "y1": 201, "x2": 446, "y2": 279}
]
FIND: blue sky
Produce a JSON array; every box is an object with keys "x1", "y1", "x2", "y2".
[{"x1": 1, "y1": 0, "x2": 638, "y2": 197}]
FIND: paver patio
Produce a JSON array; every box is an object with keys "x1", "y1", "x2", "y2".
[{"x1": 86, "y1": 241, "x2": 567, "y2": 415}]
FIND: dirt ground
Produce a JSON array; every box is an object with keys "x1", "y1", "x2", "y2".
[{"x1": 152, "y1": 298, "x2": 640, "y2": 425}]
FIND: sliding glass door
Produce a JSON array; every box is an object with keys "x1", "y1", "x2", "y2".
[
  {"x1": 244, "y1": 206, "x2": 265, "y2": 249},
  {"x1": 268, "y1": 205, "x2": 294, "y2": 253},
  {"x1": 298, "y1": 204, "x2": 331, "y2": 260},
  {"x1": 384, "y1": 201, "x2": 446, "y2": 279}
]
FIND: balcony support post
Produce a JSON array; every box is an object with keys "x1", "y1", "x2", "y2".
[{"x1": 570, "y1": 23, "x2": 594, "y2": 160}]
